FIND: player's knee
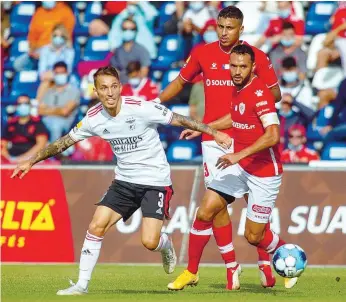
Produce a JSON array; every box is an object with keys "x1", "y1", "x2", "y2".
[
  {"x1": 245, "y1": 231, "x2": 262, "y2": 246},
  {"x1": 142, "y1": 237, "x2": 159, "y2": 251},
  {"x1": 196, "y1": 208, "x2": 215, "y2": 222},
  {"x1": 88, "y1": 221, "x2": 106, "y2": 237}
]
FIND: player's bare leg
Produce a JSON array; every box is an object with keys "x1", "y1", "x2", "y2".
[
  {"x1": 244, "y1": 218, "x2": 298, "y2": 289},
  {"x1": 141, "y1": 217, "x2": 176, "y2": 274},
  {"x1": 57, "y1": 206, "x2": 122, "y2": 295},
  {"x1": 168, "y1": 189, "x2": 240, "y2": 291}
]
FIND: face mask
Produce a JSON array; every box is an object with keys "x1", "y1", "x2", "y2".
[
  {"x1": 52, "y1": 36, "x2": 66, "y2": 47},
  {"x1": 189, "y1": 1, "x2": 204, "y2": 12},
  {"x1": 281, "y1": 38, "x2": 294, "y2": 47},
  {"x1": 203, "y1": 31, "x2": 218, "y2": 44},
  {"x1": 122, "y1": 29, "x2": 136, "y2": 42},
  {"x1": 279, "y1": 8, "x2": 291, "y2": 19},
  {"x1": 42, "y1": 1, "x2": 56, "y2": 9},
  {"x1": 16, "y1": 104, "x2": 31, "y2": 117},
  {"x1": 128, "y1": 77, "x2": 141, "y2": 88},
  {"x1": 127, "y1": 4, "x2": 137, "y2": 14},
  {"x1": 54, "y1": 74, "x2": 68, "y2": 86},
  {"x1": 279, "y1": 109, "x2": 294, "y2": 118},
  {"x1": 282, "y1": 71, "x2": 298, "y2": 83},
  {"x1": 288, "y1": 143, "x2": 303, "y2": 152}
]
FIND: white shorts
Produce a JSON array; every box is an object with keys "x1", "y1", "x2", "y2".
[
  {"x1": 201, "y1": 140, "x2": 233, "y2": 188},
  {"x1": 209, "y1": 164, "x2": 282, "y2": 223}
]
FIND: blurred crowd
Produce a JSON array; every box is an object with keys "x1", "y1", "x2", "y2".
[{"x1": 1, "y1": 1, "x2": 346, "y2": 164}]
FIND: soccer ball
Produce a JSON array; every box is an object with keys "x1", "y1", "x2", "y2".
[{"x1": 272, "y1": 244, "x2": 307, "y2": 278}]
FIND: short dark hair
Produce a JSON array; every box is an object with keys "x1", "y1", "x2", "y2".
[
  {"x1": 282, "y1": 56, "x2": 297, "y2": 69},
  {"x1": 282, "y1": 21, "x2": 295, "y2": 31},
  {"x1": 122, "y1": 18, "x2": 137, "y2": 31},
  {"x1": 231, "y1": 44, "x2": 255, "y2": 62},
  {"x1": 126, "y1": 61, "x2": 141, "y2": 74},
  {"x1": 93, "y1": 66, "x2": 120, "y2": 86},
  {"x1": 218, "y1": 6, "x2": 243, "y2": 24},
  {"x1": 53, "y1": 61, "x2": 68, "y2": 70}
]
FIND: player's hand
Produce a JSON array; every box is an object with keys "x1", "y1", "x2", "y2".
[
  {"x1": 179, "y1": 129, "x2": 201, "y2": 140},
  {"x1": 214, "y1": 131, "x2": 232, "y2": 150},
  {"x1": 216, "y1": 153, "x2": 242, "y2": 170},
  {"x1": 11, "y1": 159, "x2": 33, "y2": 179}
]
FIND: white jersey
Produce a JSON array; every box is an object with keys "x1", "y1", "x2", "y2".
[{"x1": 69, "y1": 96, "x2": 173, "y2": 186}]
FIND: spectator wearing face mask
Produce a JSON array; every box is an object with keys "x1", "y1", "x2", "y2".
[
  {"x1": 279, "y1": 56, "x2": 314, "y2": 110},
  {"x1": 281, "y1": 124, "x2": 320, "y2": 163},
  {"x1": 270, "y1": 22, "x2": 307, "y2": 78},
  {"x1": 39, "y1": 61, "x2": 80, "y2": 142},
  {"x1": 278, "y1": 93, "x2": 315, "y2": 149},
  {"x1": 36, "y1": 24, "x2": 75, "y2": 101},
  {"x1": 110, "y1": 19, "x2": 151, "y2": 83},
  {"x1": 13, "y1": 1, "x2": 75, "y2": 72},
  {"x1": 255, "y1": 1, "x2": 304, "y2": 51},
  {"x1": 108, "y1": 2, "x2": 158, "y2": 58},
  {"x1": 1, "y1": 95, "x2": 49, "y2": 163},
  {"x1": 121, "y1": 61, "x2": 158, "y2": 101}
]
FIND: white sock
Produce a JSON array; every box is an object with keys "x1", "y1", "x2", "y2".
[
  {"x1": 77, "y1": 231, "x2": 103, "y2": 289},
  {"x1": 154, "y1": 233, "x2": 171, "y2": 252}
]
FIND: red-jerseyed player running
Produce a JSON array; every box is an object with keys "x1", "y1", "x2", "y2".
[
  {"x1": 160, "y1": 7, "x2": 280, "y2": 289},
  {"x1": 170, "y1": 44, "x2": 301, "y2": 291}
]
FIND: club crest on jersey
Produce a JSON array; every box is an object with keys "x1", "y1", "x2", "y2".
[
  {"x1": 210, "y1": 62, "x2": 217, "y2": 70},
  {"x1": 255, "y1": 90, "x2": 263, "y2": 97},
  {"x1": 239, "y1": 102, "x2": 245, "y2": 115},
  {"x1": 126, "y1": 117, "x2": 135, "y2": 124}
]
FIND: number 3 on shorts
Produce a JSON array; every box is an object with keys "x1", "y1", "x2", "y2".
[
  {"x1": 204, "y1": 163, "x2": 210, "y2": 177},
  {"x1": 158, "y1": 192, "x2": 164, "y2": 208}
]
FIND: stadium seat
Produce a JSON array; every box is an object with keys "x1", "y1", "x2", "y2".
[
  {"x1": 161, "y1": 69, "x2": 180, "y2": 90},
  {"x1": 4, "y1": 37, "x2": 29, "y2": 70},
  {"x1": 306, "y1": 104, "x2": 335, "y2": 142},
  {"x1": 151, "y1": 35, "x2": 184, "y2": 70},
  {"x1": 306, "y1": 1, "x2": 338, "y2": 35},
  {"x1": 166, "y1": 140, "x2": 198, "y2": 162},
  {"x1": 321, "y1": 142, "x2": 346, "y2": 160},
  {"x1": 2, "y1": 75, "x2": 9, "y2": 98},
  {"x1": 306, "y1": 33, "x2": 326, "y2": 71},
  {"x1": 10, "y1": 2, "x2": 35, "y2": 37},
  {"x1": 169, "y1": 104, "x2": 190, "y2": 117},
  {"x1": 154, "y1": 1, "x2": 176, "y2": 35},
  {"x1": 82, "y1": 36, "x2": 110, "y2": 61},
  {"x1": 10, "y1": 71, "x2": 40, "y2": 102}
]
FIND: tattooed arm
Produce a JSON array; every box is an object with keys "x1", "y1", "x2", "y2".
[
  {"x1": 170, "y1": 113, "x2": 232, "y2": 149},
  {"x1": 11, "y1": 134, "x2": 76, "y2": 179}
]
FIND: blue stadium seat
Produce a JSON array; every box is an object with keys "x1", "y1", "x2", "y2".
[
  {"x1": 166, "y1": 140, "x2": 198, "y2": 162},
  {"x1": 2, "y1": 75, "x2": 9, "y2": 98},
  {"x1": 82, "y1": 36, "x2": 110, "y2": 61},
  {"x1": 74, "y1": 2, "x2": 102, "y2": 37},
  {"x1": 306, "y1": 1, "x2": 338, "y2": 35},
  {"x1": 10, "y1": 71, "x2": 40, "y2": 102},
  {"x1": 306, "y1": 105, "x2": 335, "y2": 142},
  {"x1": 154, "y1": 1, "x2": 176, "y2": 35},
  {"x1": 10, "y1": 2, "x2": 36, "y2": 37},
  {"x1": 4, "y1": 37, "x2": 29, "y2": 70},
  {"x1": 151, "y1": 35, "x2": 184, "y2": 70},
  {"x1": 321, "y1": 142, "x2": 346, "y2": 160},
  {"x1": 161, "y1": 69, "x2": 180, "y2": 90}
]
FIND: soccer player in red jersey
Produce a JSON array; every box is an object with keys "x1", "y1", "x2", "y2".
[
  {"x1": 158, "y1": 6, "x2": 280, "y2": 289},
  {"x1": 170, "y1": 44, "x2": 301, "y2": 291}
]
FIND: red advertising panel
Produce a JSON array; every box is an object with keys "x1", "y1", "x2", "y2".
[{"x1": 1, "y1": 168, "x2": 74, "y2": 262}]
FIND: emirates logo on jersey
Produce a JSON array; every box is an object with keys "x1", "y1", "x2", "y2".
[
  {"x1": 239, "y1": 102, "x2": 245, "y2": 115},
  {"x1": 255, "y1": 90, "x2": 263, "y2": 97}
]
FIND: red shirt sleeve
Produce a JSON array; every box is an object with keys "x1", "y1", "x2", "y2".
[
  {"x1": 254, "y1": 49, "x2": 279, "y2": 88},
  {"x1": 254, "y1": 86, "x2": 279, "y2": 128},
  {"x1": 292, "y1": 19, "x2": 305, "y2": 36},
  {"x1": 264, "y1": 20, "x2": 274, "y2": 37},
  {"x1": 281, "y1": 150, "x2": 291, "y2": 163},
  {"x1": 180, "y1": 47, "x2": 202, "y2": 83}
]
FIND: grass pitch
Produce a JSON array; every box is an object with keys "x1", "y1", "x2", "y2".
[{"x1": 2, "y1": 265, "x2": 345, "y2": 302}]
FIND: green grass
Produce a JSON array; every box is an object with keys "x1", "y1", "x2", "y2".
[{"x1": 2, "y1": 265, "x2": 346, "y2": 302}]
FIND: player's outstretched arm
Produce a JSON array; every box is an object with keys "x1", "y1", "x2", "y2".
[
  {"x1": 158, "y1": 76, "x2": 186, "y2": 103},
  {"x1": 171, "y1": 113, "x2": 232, "y2": 149},
  {"x1": 11, "y1": 134, "x2": 76, "y2": 179}
]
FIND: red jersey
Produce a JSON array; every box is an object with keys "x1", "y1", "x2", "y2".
[
  {"x1": 231, "y1": 76, "x2": 282, "y2": 177},
  {"x1": 121, "y1": 78, "x2": 159, "y2": 101},
  {"x1": 332, "y1": 8, "x2": 346, "y2": 38},
  {"x1": 281, "y1": 146, "x2": 319, "y2": 163},
  {"x1": 180, "y1": 41, "x2": 278, "y2": 141},
  {"x1": 264, "y1": 16, "x2": 305, "y2": 37}
]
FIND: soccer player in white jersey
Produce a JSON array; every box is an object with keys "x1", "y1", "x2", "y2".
[{"x1": 11, "y1": 66, "x2": 232, "y2": 296}]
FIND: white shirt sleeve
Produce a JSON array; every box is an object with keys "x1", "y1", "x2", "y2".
[
  {"x1": 141, "y1": 101, "x2": 174, "y2": 125},
  {"x1": 69, "y1": 116, "x2": 95, "y2": 142}
]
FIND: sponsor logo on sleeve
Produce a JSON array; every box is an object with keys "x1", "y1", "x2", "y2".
[{"x1": 256, "y1": 100, "x2": 268, "y2": 107}]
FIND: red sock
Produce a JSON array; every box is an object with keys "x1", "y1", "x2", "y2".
[
  {"x1": 187, "y1": 218, "x2": 213, "y2": 274},
  {"x1": 257, "y1": 223, "x2": 271, "y2": 266},
  {"x1": 213, "y1": 223, "x2": 236, "y2": 268},
  {"x1": 257, "y1": 228, "x2": 285, "y2": 254}
]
